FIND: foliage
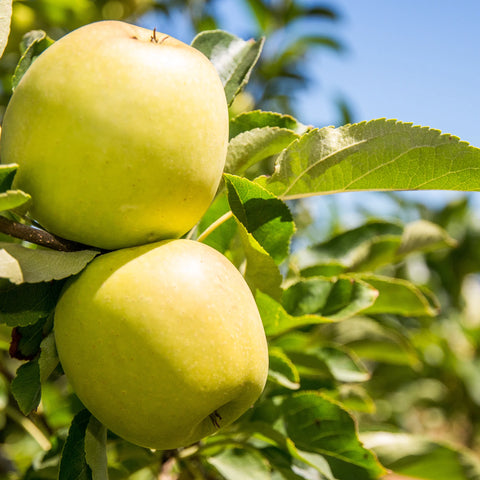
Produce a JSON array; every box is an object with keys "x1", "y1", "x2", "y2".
[
  {"x1": 0, "y1": 0, "x2": 346, "y2": 122},
  {"x1": 1, "y1": 3, "x2": 480, "y2": 480}
]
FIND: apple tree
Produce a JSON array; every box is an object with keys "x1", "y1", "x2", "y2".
[{"x1": 1, "y1": 3, "x2": 480, "y2": 480}]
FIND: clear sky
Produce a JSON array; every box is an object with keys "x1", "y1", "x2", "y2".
[
  {"x1": 144, "y1": 1, "x2": 480, "y2": 148},
  {"x1": 297, "y1": 1, "x2": 480, "y2": 147}
]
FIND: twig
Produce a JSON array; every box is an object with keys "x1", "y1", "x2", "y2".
[
  {"x1": 5, "y1": 405, "x2": 52, "y2": 451},
  {"x1": 196, "y1": 211, "x2": 234, "y2": 243},
  {"x1": 158, "y1": 456, "x2": 177, "y2": 480},
  {"x1": 0, "y1": 215, "x2": 93, "y2": 252}
]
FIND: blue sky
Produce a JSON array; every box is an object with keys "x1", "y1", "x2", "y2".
[
  {"x1": 296, "y1": 0, "x2": 480, "y2": 150},
  {"x1": 144, "y1": 1, "x2": 480, "y2": 148}
]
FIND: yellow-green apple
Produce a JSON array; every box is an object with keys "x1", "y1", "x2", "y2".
[
  {"x1": 54, "y1": 239, "x2": 269, "y2": 450},
  {"x1": 0, "y1": 21, "x2": 228, "y2": 250}
]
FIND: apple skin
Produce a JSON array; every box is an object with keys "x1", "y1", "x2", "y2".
[
  {"x1": 54, "y1": 239, "x2": 269, "y2": 450},
  {"x1": 0, "y1": 21, "x2": 229, "y2": 250}
]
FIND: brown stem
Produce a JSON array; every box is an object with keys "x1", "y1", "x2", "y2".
[{"x1": 0, "y1": 215, "x2": 93, "y2": 252}]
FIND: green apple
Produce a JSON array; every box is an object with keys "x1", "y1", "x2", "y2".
[
  {"x1": 0, "y1": 21, "x2": 229, "y2": 250},
  {"x1": 54, "y1": 239, "x2": 269, "y2": 450}
]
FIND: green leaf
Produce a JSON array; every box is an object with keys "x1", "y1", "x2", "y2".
[
  {"x1": 315, "y1": 346, "x2": 370, "y2": 384},
  {"x1": 268, "y1": 347, "x2": 300, "y2": 390},
  {"x1": 298, "y1": 219, "x2": 455, "y2": 274},
  {"x1": 298, "y1": 221, "x2": 402, "y2": 270},
  {"x1": 0, "y1": 190, "x2": 31, "y2": 212},
  {"x1": 287, "y1": 35, "x2": 343, "y2": 53},
  {"x1": 11, "y1": 359, "x2": 41, "y2": 415},
  {"x1": 256, "y1": 290, "x2": 334, "y2": 338},
  {"x1": 244, "y1": 420, "x2": 339, "y2": 480},
  {"x1": 255, "y1": 120, "x2": 480, "y2": 198},
  {"x1": 225, "y1": 174, "x2": 295, "y2": 264},
  {"x1": 0, "y1": 164, "x2": 18, "y2": 192},
  {"x1": 245, "y1": 0, "x2": 271, "y2": 32},
  {"x1": 12, "y1": 30, "x2": 54, "y2": 90},
  {"x1": 230, "y1": 110, "x2": 309, "y2": 138},
  {"x1": 191, "y1": 30, "x2": 264, "y2": 105},
  {"x1": 272, "y1": 335, "x2": 370, "y2": 385},
  {"x1": 0, "y1": 281, "x2": 62, "y2": 327},
  {"x1": 397, "y1": 219, "x2": 457, "y2": 256},
  {"x1": 85, "y1": 416, "x2": 108, "y2": 480},
  {"x1": 331, "y1": 317, "x2": 419, "y2": 366},
  {"x1": 360, "y1": 274, "x2": 439, "y2": 317},
  {"x1": 260, "y1": 444, "x2": 338, "y2": 480},
  {"x1": 59, "y1": 409, "x2": 93, "y2": 480},
  {"x1": 282, "y1": 276, "x2": 378, "y2": 320},
  {"x1": 334, "y1": 385, "x2": 375, "y2": 414},
  {"x1": 0, "y1": 243, "x2": 98, "y2": 284},
  {"x1": 208, "y1": 448, "x2": 271, "y2": 480},
  {"x1": 282, "y1": 392, "x2": 385, "y2": 479},
  {"x1": 226, "y1": 127, "x2": 300, "y2": 177},
  {"x1": 364, "y1": 432, "x2": 480, "y2": 480},
  {"x1": 38, "y1": 332, "x2": 58, "y2": 383},
  {"x1": 0, "y1": 0, "x2": 12, "y2": 58},
  {"x1": 345, "y1": 221, "x2": 455, "y2": 272},
  {"x1": 227, "y1": 111, "x2": 308, "y2": 177},
  {"x1": 238, "y1": 223, "x2": 283, "y2": 299},
  {"x1": 9, "y1": 317, "x2": 48, "y2": 360}
]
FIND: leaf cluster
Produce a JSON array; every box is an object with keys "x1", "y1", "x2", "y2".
[{"x1": 1, "y1": 9, "x2": 480, "y2": 480}]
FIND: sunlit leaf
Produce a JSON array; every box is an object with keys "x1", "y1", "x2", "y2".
[
  {"x1": 0, "y1": 243, "x2": 98, "y2": 284},
  {"x1": 256, "y1": 291, "x2": 333, "y2": 338},
  {"x1": 282, "y1": 392, "x2": 385, "y2": 479},
  {"x1": 230, "y1": 110, "x2": 309, "y2": 138},
  {"x1": 226, "y1": 127, "x2": 299, "y2": 176},
  {"x1": 12, "y1": 30, "x2": 54, "y2": 90},
  {"x1": 192, "y1": 30, "x2": 264, "y2": 105},
  {"x1": 360, "y1": 274, "x2": 439, "y2": 317},
  {"x1": 0, "y1": 0, "x2": 12, "y2": 58},
  {"x1": 315, "y1": 346, "x2": 370, "y2": 383},
  {"x1": 256, "y1": 120, "x2": 480, "y2": 198},
  {"x1": 0, "y1": 190, "x2": 31, "y2": 212},
  {"x1": 225, "y1": 174, "x2": 295, "y2": 264},
  {"x1": 208, "y1": 448, "x2": 270, "y2": 480},
  {"x1": 268, "y1": 347, "x2": 300, "y2": 390},
  {"x1": 282, "y1": 276, "x2": 378, "y2": 320}
]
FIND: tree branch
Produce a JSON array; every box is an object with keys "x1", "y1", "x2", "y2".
[{"x1": 0, "y1": 215, "x2": 93, "y2": 252}]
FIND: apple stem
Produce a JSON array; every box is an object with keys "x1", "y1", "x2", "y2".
[
  {"x1": 196, "y1": 211, "x2": 234, "y2": 243},
  {"x1": 208, "y1": 410, "x2": 222, "y2": 428},
  {"x1": 0, "y1": 215, "x2": 97, "y2": 252}
]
